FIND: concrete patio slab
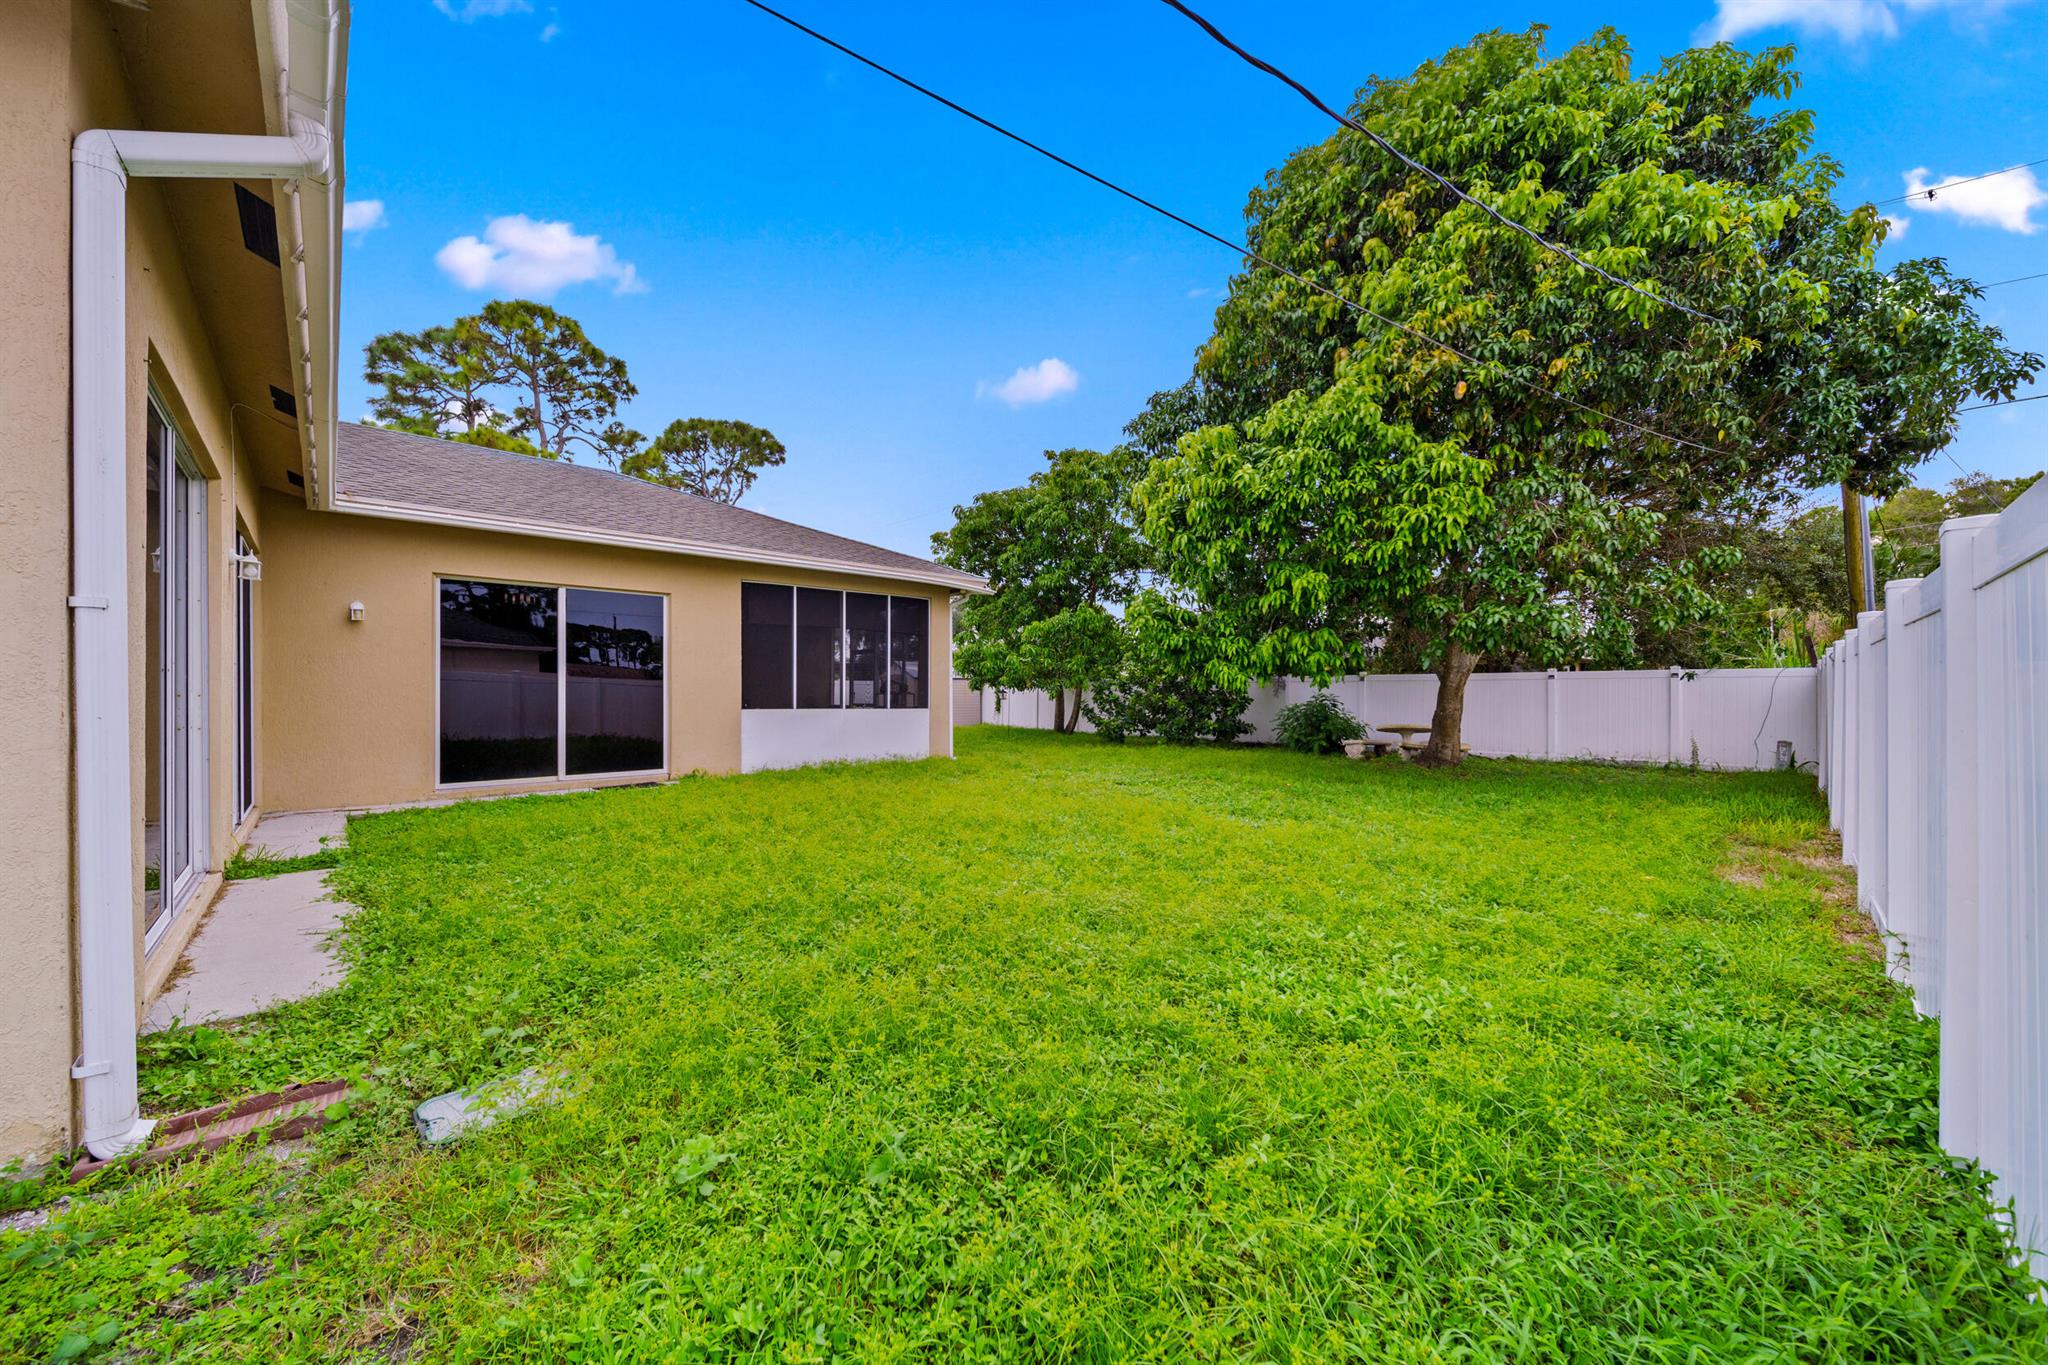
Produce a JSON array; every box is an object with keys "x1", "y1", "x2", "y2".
[
  {"x1": 244, "y1": 810, "x2": 348, "y2": 859},
  {"x1": 142, "y1": 870, "x2": 351, "y2": 1033}
]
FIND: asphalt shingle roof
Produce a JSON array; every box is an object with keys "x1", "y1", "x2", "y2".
[{"x1": 334, "y1": 424, "x2": 986, "y2": 593}]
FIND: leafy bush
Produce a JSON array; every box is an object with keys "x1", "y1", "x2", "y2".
[
  {"x1": 1275, "y1": 693, "x2": 1366, "y2": 755},
  {"x1": 1082, "y1": 668, "x2": 1251, "y2": 745}
]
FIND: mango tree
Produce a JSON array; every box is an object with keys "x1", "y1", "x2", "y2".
[{"x1": 1135, "y1": 28, "x2": 2034, "y2": 764}]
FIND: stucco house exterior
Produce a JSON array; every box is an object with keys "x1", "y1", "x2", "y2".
[{"x1": 0, "y1": 1, "x2": 982, "y2": 1168}]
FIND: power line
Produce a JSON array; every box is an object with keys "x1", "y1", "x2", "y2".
[
  {"x1": 1156, "y1": 0, "x2": 1724, "y2": 326},
  {"x1": 1875, "y1": 157, "x2": 2048, "y2": 207},
  {"x1": 1980, "y1": 270, "x2": 2048, "y2": 290},
  {"x1": 736, "y1": 0, "x2": 1736, "y2": 459},
  {"x1": 1958, "y1": 392, "x2": 2047, "y2": 412}
]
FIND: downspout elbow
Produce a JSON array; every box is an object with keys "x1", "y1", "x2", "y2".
[
  {"x1": 71, "y1": 129, "x2": 127, "y2": 184},
  {"x1": 286, "y1": 114, "x2": 333, "y2": 186}
]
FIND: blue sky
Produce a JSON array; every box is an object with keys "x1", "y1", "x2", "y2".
[{"x1": 339, "y1": 0, "x2": 2048, "y2": 556}]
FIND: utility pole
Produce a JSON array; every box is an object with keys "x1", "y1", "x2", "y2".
[{"x1": 1840, "y1": 484, "x2": 1876, "y2": 616}]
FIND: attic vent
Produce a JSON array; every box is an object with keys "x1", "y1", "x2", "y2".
[
  {"x1": 234, "y1": 184, "x2": 280, "y2": 266},
  {"x1": 286, "y1": 470, "x2": 305, "y2": 489},
  {"x1": 268, "y1": 385, "x2": 297, "y2": 417}
]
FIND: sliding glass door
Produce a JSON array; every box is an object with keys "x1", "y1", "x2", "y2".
[
  {"x1": 144, "y1": 401, "x2": 209, "y2": 950},
  {"x1": 437, "y1": 578, "x2": 666, "y2": 786}
]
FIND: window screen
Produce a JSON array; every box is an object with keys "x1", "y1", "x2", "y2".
[
  {"x1": 889, "y1": 596, "x2": 929, "y2": 710},
  {"x1": 844, "y1": 592, "x2": 888, "y2": 709},
  {"x1": 796, "y1": 587, "x2": 843, "y2": 709},
  {"x1": 439, "y1": 580, "x2": 559, "y2": 784},
  {"x1": 741, "y1": 582, "x2": 794, "y2": 709},
  {"x1": 565, "y1": 588, "x2": 664, "y2": 775}
]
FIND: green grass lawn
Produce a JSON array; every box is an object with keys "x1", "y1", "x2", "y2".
[{"x1": 6, "y1": 728, "x2": 2044, "y2": 1361}]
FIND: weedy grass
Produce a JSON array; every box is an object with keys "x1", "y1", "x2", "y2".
[
  {"x1": 4, "y1": 729, "x2": 2043, "y2": 1361},
  {"x1": 223, "y1": 846, "x2": 344, "y2": 880}
]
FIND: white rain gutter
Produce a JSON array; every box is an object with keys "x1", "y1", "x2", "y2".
[{"x1": 69, "y1": 117, "x2": 332, "y2": 1160}]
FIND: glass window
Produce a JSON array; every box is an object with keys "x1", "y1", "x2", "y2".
[
  {"x1": 566, "y1": 588, "x2": 664, "y2": 775},
  {"x1": 439, "y1": 580, "x2": 559, "y2": 784},
  {"x1": 844, "y1": 592, "x2": 888, "y2": 709},
  {"x1": 741, "y1": 582, "x2": 794, "y2": 709},
  {"x1": 796, "y1": 587, "x2": 843, "y2": 709},
  {"x1": 889, "y1": 596, "x2": 929, "y2": 710}
]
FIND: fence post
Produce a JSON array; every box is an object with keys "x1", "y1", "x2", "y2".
[
  {"x1": 1666, "y1": 667, "x2": 1685, "y2": 764},
  {"x1": 1545, "y1": 669, "x2": 1560, "y2": 759},
  {"x1": 1935, "y1": 517, "x2": 2000, "y2": 1190},
  {"x1": 1882, "y1": 580, "x2": 1922, "y2": 992}
]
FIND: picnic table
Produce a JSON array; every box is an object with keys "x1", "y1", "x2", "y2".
[{"x1": 1380, "y1": 723, "x2": 1472, "y2": 758}]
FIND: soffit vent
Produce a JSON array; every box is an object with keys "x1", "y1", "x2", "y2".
[
  {"x1": 268, "y1": 385, "x2": 297, "y2": 417},
  {"x1": 286, "y1": 470, "x2": 305, "y2": 489},
  {"x1": 234, "y1": 184, "x2": 280, "y2": 267}
]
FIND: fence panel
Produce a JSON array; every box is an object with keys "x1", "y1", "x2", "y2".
[
  {"x1": 1818, "y1": 483, "x2": 2048, "y2": 1277},
  {"x1": 964, "y1": 667, "x2": 1815, "y2": 772}
]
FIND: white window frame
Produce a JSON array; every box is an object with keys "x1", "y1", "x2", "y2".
[
  {"x1": 145, "y1": 391, "x2": 210, "y2": 956},
  {"x1": 433, "y1": 575, "x2": 670, "y2": 791},
  {"x1": 234, "y1": 526, "x2": 255, "y2": 824}
]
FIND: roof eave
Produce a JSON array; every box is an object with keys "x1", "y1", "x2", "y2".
[
  {"x1": 331, "y1": 493, "x2": 992, "y2": 594},
  {"x1": 254, "y1": 0, "x2": 347, "y2": 509}
]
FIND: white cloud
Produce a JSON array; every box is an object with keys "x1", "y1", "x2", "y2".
[
  {"x1": 435, "y1": 215, "x2": 648, "y2": 296},
  {"x1": 342, "y1": 199, "x2": 387, "y2": 233},
  {"x1": 1899, "y1": 165, "x2": 2046, "y2": 233},
  {"x1": 1882, "y1": 213, "x2": 1911, "y2": 241},
  {"x1": 1186, "y1": 286, "x2": 1214, "y2": 299},
  {"x1": 434, "y1": 0, "x2": 530, "y2": 19},
  {"x1": 539, "y1": 21, "x2": 560, "y2": 41},
  {"x1": 1702, "y1": 0, "x2": 2017, "y2": 42},
  {"x1": 977, "y1": 357, "x2": 1079, "y2": 406}
]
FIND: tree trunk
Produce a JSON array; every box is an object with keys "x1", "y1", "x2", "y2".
[
  {"x1": 1063, "y1": 688, "x2": 1085, "y2": 733},
  {"x1": 1419, "y1": 644, "x2": 1478, "y2": 767},
  {"x1": 1053, "y1": 687, "x2": 1067, "y2": 735}
]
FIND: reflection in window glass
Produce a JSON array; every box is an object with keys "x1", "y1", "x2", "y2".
[
  {"x1": 889, "y1": 596, "x2": 929, "y2": 709},
  {"x1": 845, "y1": 592, "x2": 888, "y2": 708},
  {"x1": 796, "y1": 587, "x2": 843, "y2": 709},
  {"x1": 741, "y1": 582, "x2": 794, "y2": 709},
  {"x1": 439, "y1": 580, "x2": 559, "y2": 783},
  {"x1": 566, "y1": 588, "x2": 664, "y2": 775}
]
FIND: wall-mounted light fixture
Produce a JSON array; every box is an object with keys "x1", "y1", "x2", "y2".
[{"x1": 348, "y1": 600, "x2": 365, "y2": 622}]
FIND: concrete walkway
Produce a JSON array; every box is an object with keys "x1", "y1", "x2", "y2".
[
  {"x1": 241, "y1": 809, "x2": 348, "y2": 859},
  {"x1": 142, "y1": 868, "x2": 352, "y2": 1033}
]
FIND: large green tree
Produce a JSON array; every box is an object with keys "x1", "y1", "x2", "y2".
[
  {"x1": 934, "y1": 447, "x2": 1150, "y2": 733},
  {"x1": 1135, "y1": 28, "x2": 2035, "y2": 764},
  {"x1": 620, "y1": 418, "x2": 787, "y2": 504},
  {"x1": 363, "y1": 320, "x2": 498, "y2": 436},
  {"x1": 471, "y1": 300, "x2": 641, "y2": 463},
  {"x1": 362, "y1": 300, "x2": 641, "y2": 463}
]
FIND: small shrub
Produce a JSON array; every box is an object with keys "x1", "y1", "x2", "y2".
[
  {"x1": 1082, "y1": 669, "x2": 1251, "y2": 745},
  {"x1": 1274, "y1": 693, "x2": 1365, "y2": 755}
]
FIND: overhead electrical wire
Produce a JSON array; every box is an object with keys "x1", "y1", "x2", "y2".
[
  {"x1": 1875, "y1": 157, "x2": 2048, "y2": 208},
  {"x1": 736, "y1": 0, "x2": 1738, "y2": 458},
  {"x1": 1154, "y1": 0, "x2": 1724, "y2": 325},
  {"x1": 1958, "y1": 392, "x2": 2046, "y2": 412},
  {"x1": 1979, "y1": 270, "x2": 2048, "y2": 290}
]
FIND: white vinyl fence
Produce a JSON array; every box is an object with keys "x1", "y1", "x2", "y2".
[
  {"x1": 979, "y1": 666, "x2": 1816, "y2": 772},
  {"x1": 1819, "y1": 476, "x2": 2048, "y2": 1272}
]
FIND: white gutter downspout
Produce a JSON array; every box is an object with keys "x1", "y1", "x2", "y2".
[{"x1": 69, "y1": 120, "x2": 332, "y2": 1160}]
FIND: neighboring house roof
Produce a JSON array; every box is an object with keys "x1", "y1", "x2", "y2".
[{"x1": 333, "y1": 424, "x2": 988, "y2": 593}]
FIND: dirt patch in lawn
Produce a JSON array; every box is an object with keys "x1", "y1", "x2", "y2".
[{"x1": 1720, "y1": 828, "x2": 1880, "y2": 963}]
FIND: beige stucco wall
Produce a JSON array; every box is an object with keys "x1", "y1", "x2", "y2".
[
  {"x1": 0, "y1": 0, "x2": 80, "y2": 1162},
  {"x1": 258, "y1": 492, "x2": 956, "y2": 812},
  {"x1": 0, "y1": 0, "x2": 279, "y2": 1161}
]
